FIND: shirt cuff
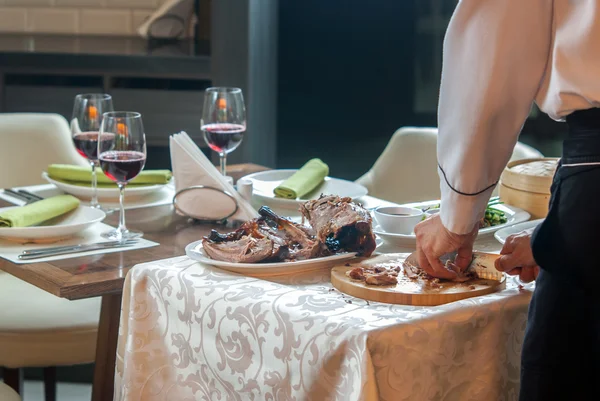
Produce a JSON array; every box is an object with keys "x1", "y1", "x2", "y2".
[{"x1": 438, "y1": 169, "x2": 495, "y2": 235}]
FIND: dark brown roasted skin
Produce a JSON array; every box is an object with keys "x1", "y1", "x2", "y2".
[
  {"x1": 202, "y1": 207, "x2": 325, "y2": 263},
  {"x1": 300, "y1": 195, "x2": 377, "y2": 256}
]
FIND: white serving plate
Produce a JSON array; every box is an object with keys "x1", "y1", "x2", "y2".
[
  {"x1": 241, "y1": 170, "x2": 368, "y2": 211},
  {"x1": 185, "y1": 240, "x2": 358, "y2": 276},
  {"x1": 42, "y1": 172, "x2": 169, "y2": 200},
  {"x1": 374, "y1": 204, "x2": 531, "y2": 248},
  {"x1": 0, "y1": 205, "x2": 106, "y2": 240},
  {"x1": 494, "y1": 219, "x2": 544, "y2": 245}
]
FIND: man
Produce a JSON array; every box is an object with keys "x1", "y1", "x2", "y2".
[{"x1": 414, "y1": 0, "x2": 600, "y2": 399}]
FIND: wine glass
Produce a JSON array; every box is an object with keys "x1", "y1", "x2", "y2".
[
  {"x1": 98, "y1": 112, "x2": 147, "y2": 241},
  {"x1": 201, "y1": 87, "x2": 246, "y2": 177},
  {"x1": 71, "y1": 94, "x2": 114, "y2": 209}
]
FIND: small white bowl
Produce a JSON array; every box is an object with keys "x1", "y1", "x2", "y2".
[{"x1": 373, "y1": 206, "x2": 424, "y2": 234}]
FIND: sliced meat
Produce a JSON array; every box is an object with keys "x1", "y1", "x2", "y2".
[
  {"x1": 258, "y1": 206, "x2": 324, "y2": 260},
  {"x1": 365, "y1": 272, "x2": 398, "y2": 286},
  {"x1": 346, "y1": 264, "x2": 399, "y2": 286},
  {"x1": 402, "y1": 254, "x2": 478, "y2": 283},
  {"x1": 300, "y1": 195, "x2": 377, "y2": 256},
  {"x1": 347, "y1": 267, "x2": 365, "y2": 280},
  {"x1": 403, "y1": 260, "x2": 426, "y2": 280},
  {"x1": 202, "y1": 236, "x2": 274, "y2": 263},
  {"x1": 445, "y1": 260, "x2": 477, "y2": 283}
]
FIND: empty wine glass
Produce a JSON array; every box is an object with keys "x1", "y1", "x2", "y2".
[
  {"x1": 71, "y1": 94, "x2": 114, "y2": 209},
  {"x1": 201, "y1": 87, "x2": 246, "y2": 177},
  {"x1": 98, "y1": 112, "x2": 147, "y2": 241}
]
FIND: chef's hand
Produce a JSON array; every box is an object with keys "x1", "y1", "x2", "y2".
[
  {"x1": 414, "y1": 215, "x2": 479, "y2": 280},
  {"x1": 495, "y1": 228, "x2": 540, "y2": 283}
]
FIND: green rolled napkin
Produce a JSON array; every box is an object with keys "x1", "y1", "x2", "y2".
[
  {"x1": 274, "y1": 158, "x2": 329, "y2": 199},
  {"x1": 47, "y1": 164, "x2": 172, "y2": 186},
  {"x1": 0, "y1": 195, "x2": 80, "y2": 228}
]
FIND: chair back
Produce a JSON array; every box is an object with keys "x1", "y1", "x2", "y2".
[
  {"x1": 356, "y1": 127, "x2": 544, "y2": 204},
  {"x1": 0, "y1": 383, "x2": 21, "y2": 401},
  {"x1": 0, "y1": 113, "x2": 88, "y2": 188}
]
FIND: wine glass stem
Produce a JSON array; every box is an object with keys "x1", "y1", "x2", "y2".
[
  {"x1": 219, "y1": 152, "x2": 227, "y2": 177},
  {"x1": 117, "y1": 183, "x2": 127, "y2": 237},
  {"x1": 90, "y1": 161, "x2": 99, "y2": 208}
]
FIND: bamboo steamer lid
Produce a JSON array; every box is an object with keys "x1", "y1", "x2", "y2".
[
  {"x1": 501, "y1": 158, "x2": 559, "y2": 194},
  {"x1": 499, "y1": 157, "x2": 559, "y2": 219}
]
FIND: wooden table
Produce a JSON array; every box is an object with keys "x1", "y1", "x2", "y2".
[{"x1": 0, "y1": 163, "x2": 268, "y2": 401}]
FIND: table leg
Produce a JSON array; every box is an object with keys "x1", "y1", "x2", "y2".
[
  {"x1": 3, "y1": 367, "x2": 23, "y2": 395},
  {"x1": 92, "y1": 294, "x2": 122, "y2": 401}
]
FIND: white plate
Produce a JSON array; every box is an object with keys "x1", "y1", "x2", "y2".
[
  {"x1": 185, "y1": 240, "x2": 358, "y2": 276},
  {"x1": 241, "y1": 170, "x2": 368, "y2": 210},
  {"x1": 374, "y1": 204, "x2": 531, "y2": 248},
  {"x1": 42, "y1": 172, "x2": 170, "y2": 200},
  {"x1": 0, "y1": 206, "x2": 106, "y2": 240},
  {"x1": 494, "y1": 219, "x2": 544, "y2": 245}
]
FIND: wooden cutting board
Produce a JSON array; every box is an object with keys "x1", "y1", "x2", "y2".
[{"x1": 330, "y1": 252, "x2": 505, "y2": 306}]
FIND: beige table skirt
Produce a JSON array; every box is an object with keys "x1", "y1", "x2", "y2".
[{"x1": 115, "y1": 250, "x2": 531, "y2": 401}]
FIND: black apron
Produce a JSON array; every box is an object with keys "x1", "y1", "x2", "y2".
[{"x1": 519, "y1": 108, "x2": 600, "y2": 401}]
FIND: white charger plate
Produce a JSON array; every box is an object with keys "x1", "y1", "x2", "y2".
[
  {"x1": 374, "y1": 204, "x2": 531, "y2": 248},
  {"x1": 494, "y1": 219, "x2": 544, "y2": 245},
  {"x1": 42, "y1": 172, "x2": 170, "y2": 200},
  {"x1": 0, "y1": 205, "x2": 106, "y2": 240},
  {"x1": 185, "y1": 240, "x2": 358, "y2": 276},
  {"x1": 241, "y1": 170, "x2": 368, "y2": 211}
]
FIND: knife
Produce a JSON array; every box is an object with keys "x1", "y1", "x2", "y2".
[
  {"x1": 3, "y1": 189, "x2": 38, "y2": 204},
  {"x1": 21, "y1": 240, "x2": 138, "y2": 255},
  {"x1": 18, "y1": 240, "x2": 139, "y2": 260},
  {"x1": 17, "y1": 190, "x2": 45, "y2": 202},
  {"x1": 405, "y1": 251, "x2": 502, "y2": 280}
]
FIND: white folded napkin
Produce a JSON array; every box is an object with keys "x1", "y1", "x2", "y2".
[{"x1": 170, "y1": 132, "x2": 258, "y2": 221}]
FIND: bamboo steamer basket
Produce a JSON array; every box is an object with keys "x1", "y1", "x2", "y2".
[{"x1": 499, "y1": 158, "x2": 559, "y2": 219}]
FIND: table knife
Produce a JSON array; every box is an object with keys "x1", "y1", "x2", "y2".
[
  {"x1": 17, "y1": 190, "x2": 45, "y2": 201},
  {"x1": 18, "y1": 240, "x2": 139, "y2": 260},
  {"x1": 3, "y1": 189, "x2": 37, "y2": 204},
  {"x1": 21, "y1": 240, "x2": 138, "y2": 256}
]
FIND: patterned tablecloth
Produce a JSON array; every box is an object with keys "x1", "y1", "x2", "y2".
[{"x1": 115, "y1": 235, "x2": 532, "y2": 401}]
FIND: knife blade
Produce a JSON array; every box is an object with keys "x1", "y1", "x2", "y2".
[
  {"x1": 17, "y1": 190, "x2": 45, "y2": 201},
  {"x1": 3, "y1": 189, "x2": 37, "y2": 204},
  {"x1": 19, "y1": 240, "x2": 139, "y2": 260},
  {"x1": 21, "y1": 240, "x2": 137, "y2": 256}
]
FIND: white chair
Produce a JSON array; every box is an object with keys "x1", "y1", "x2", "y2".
[
  {"x1": 0, "y1": 113, "x2": 88, "y2": 188},
  {"x1": 0, "y1": 113, "x2": 99, "y2": 400},
  {"x1": 356, "y1": 127, "x2": 543, "y2": 204},
  {"x1": 0, "y1": 382, "x2": 21, "y2": 401}
]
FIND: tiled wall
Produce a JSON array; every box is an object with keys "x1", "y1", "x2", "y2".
[{"x1": 0, "y1": 0, "x2": 168, "y2": 36}]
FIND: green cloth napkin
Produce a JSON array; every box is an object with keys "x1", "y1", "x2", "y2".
[
  {"x1": 274, "y1": 158, "x2": 329, "y2": 199},
  {"x1": 0, "y1": 195, "x2": 80, "y2": 228},
  {"x1": 47, "y1": 164, "x2": 172, "y2": 186}
]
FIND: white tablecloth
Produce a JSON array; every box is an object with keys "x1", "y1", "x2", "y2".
[{"x1": 115, "y1": 233, "x2": 532, "y2": 401}]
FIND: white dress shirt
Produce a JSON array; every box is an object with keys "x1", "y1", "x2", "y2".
[{"x1": 438, "y1": 0, "x2": 600, "y2": 234}]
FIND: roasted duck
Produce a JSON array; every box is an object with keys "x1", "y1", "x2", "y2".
[
  {"x1": 300, "y1": 195, "x2": 377, "y2": 256},
  {"x1": 203, "y1": 195, "x2": 377, "y2": 264},
  {"x1": 202, "y1": 206, "x2": 326, "y2": 263}
]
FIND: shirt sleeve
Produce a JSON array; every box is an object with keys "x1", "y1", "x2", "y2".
[{"x1": 438, "y1": 0, "x2": 554, "y2": 234}]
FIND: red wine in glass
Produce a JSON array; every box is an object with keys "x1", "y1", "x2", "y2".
[
  {"x1": 99, "y1": 151, "x2": 146, "y2": 183},
  {"x1": 201, "y1": 123, "x2": 245, "y2": 153},
  {"x1": 73, "y1": 132, "x2": 115, "y2": 160}
]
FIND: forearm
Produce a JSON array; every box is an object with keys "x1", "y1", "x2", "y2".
[{"x1": 438, "y1": 0, "x2": 553, "y2": 234}]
